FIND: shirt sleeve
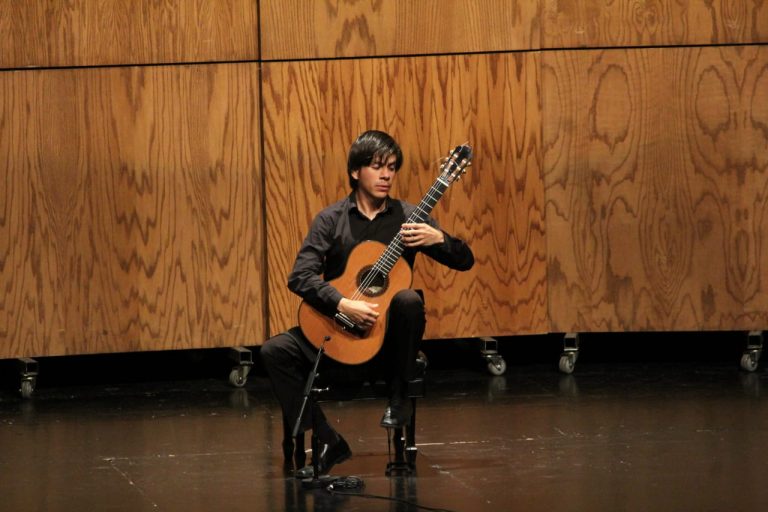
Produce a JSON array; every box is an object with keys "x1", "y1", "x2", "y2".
[
  {"x1": 287, "y1": 212, "x2": 344, "y2": 316},
  {"x1": 419, "y1": 216, "x2": 475, "y2": 271}
]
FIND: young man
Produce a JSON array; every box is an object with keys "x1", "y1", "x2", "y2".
[{"x1": 261, "y1": 130, "x2": 474, "y2": 477}]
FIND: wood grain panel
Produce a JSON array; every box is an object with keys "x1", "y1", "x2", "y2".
[
  {"x1": 261, "y1": 0, "x2": 540, "y2": 60},
  {"x1": 543, "y1": 0, "x2": 768, "y2": 48},
  {"x1": 0, "y1": 0, "x2": 258, "y2": 69},
  {"x1": 543, "y1": 46, "x2": 768, "y2": 332},
  {"x1": 0, "y1": 64, "x2": 262, "y2": 358},
  {"x1": 263, "y1": 54, "x2": 547, "y2": 340}
]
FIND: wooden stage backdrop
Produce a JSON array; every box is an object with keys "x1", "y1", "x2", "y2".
[{"x1": 0, "y1": 0, "x2": 766, "y2": 359}]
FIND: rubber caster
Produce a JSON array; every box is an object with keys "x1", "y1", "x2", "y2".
[
  {"x1": 20, "y1": 379, "x2": 35, "y2": 399},
  {"x1": 228, "y1": 347, "x2": 253, "y2": 387},
  {"x1": 487, "y1": 357, "x2": 507, "y2": 376},
  {"x1": 17, "y1": 358, "x2": 38, "y2": 399},
  {"x1": 559, "y1": 333, "x2": 580, "y2": 374},
  {"x1": 229, "y1": 366, "x2": 250, "y2": 387},
  {"x1": 479, "y1": 337, "x2": 506, "y2": 375},
  {"x1": 559, "y1": 353, "x2": 577, "y2": 374},
  {"x1": 741, "y1": 352, "x2": 759, "y2": 372},
  {"x1": 741, "y1": 331, "x2": 763, "y2": 372}
]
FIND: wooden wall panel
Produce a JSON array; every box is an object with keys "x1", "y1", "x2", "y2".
[
  {"x1": 263, "y1": 54, "x2": 547, "y2": 340},
  {"x1": 0, "y1": 64, "x2": 262, "y2": 358},
  {"x1": 543, "y1": 46, "x2": 768, "y2": 332},
  {"x1": 542, "y1": 0, "x2": 768, "y2": 48},
  {"x1": 261, "y1": 0, "x2": 540, "y2": 60},
  {"x1": 0, "y1": 0, "x2": 259, "y2": 69}
]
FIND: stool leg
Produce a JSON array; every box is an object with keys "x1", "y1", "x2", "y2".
[
  {"x1": 405, "y1": 398, "x2": 418, "y2": 466},
  {"x1": 385, "y1": 398, "x2": 419, "y2": 475},
  {"x1": 386, "y1": 427, "x2": 406, "y2": 476},
  {"x1": 394, "y1": 427, "x2": 406, "y2": 465}
]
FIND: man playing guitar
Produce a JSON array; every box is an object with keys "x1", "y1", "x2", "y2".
[{"x1": 261, "y1": 130, "x2": 474, "y2": 478}]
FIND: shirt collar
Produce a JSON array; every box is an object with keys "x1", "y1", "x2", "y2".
[{"x1": 348, "y1": 192, "x2": 392, "y2": 216}]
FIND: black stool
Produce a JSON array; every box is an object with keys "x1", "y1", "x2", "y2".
[{"x1": 282, "y1": 351, "x2": 428, "y2": 476}]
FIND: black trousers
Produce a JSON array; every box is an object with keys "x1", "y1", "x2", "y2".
[{"x1": 261, "y1": 289, "x2": 425, "y2": 434}]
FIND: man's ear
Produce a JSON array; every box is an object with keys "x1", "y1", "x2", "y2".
[{"x1": 350, "y1": 169, "x2": 359, "y2": 181}]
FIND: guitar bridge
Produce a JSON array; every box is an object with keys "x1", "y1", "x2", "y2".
[{"x1": 334, "y1": 313, "x2": 367, "y2": 337}]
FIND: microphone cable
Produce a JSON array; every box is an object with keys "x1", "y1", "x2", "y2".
[{"x1": 326, "y1": 477, "x2": 457, "y2": 512}]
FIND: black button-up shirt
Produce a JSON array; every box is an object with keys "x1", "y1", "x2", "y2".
[{"x1": 288, "y1": 193, "x2": 474, "y2": 316}]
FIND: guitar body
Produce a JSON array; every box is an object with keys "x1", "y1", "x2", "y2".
[{"x1": 298, "y1": 240, "x2": 413, "y2": 365}]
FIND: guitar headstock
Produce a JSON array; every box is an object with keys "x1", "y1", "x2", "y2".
[{"x1": 440, "y1": 144, "x2": 473, "y2": 183}]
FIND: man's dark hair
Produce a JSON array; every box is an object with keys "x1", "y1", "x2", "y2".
[{"x1": 346, "y1": 130, "x2": 403, "y2": 189}]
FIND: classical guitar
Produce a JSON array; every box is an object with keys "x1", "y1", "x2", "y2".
[{"x1": 298, "y1": 144, "x2": 473, "y2": 365}]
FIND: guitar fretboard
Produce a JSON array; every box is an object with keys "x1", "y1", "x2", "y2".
[{"x1": 374, "y1": 177, "x2": 450, "y2": 276}]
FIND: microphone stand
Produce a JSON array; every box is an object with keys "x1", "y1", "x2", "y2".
[{"x1": 292, "y1": 337, "x2": 340, "y2": 489}]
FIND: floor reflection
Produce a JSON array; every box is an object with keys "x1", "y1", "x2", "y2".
[
  {"x1": 278, "y1": 474, "x2": 428, "y2": 512},
  {"x1": 4, "y1": 343, "x2": 768, "y2": 512}
]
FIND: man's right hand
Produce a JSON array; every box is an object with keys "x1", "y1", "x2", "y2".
[{"x1": 337, "y1": 298, "x2": 380, "y2": 328}]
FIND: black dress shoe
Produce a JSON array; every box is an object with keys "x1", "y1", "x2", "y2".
[
  {"x1": 380, "y1": 400, "x2": 413, "y2": 428},
  {"x1": 294, "y1": 464, "x2": 314, "y2": 479},
  {"x1": 294, "y1": 434, "x2": 351, "y2": 479}
]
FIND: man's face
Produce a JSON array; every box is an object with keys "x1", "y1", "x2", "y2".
[{"x1": 351, "y1": 154, "x2": 398, "y2": 200}]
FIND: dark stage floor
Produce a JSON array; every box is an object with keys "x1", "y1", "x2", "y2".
[{"x1": 2, "y1": 332, "x2": 768, "y2": 512}]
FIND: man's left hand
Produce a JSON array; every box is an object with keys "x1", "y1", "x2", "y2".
[{"x1": 400, "y1": 223, "x2": 445, "y2": 248}]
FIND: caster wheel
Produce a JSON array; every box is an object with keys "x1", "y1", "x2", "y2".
[
  {"x1": 487, "y1": 357, "x2": 507, "y2": 376},
  {"x1": 20, "y1": 380, "x2": 35, "y2": 399},
  {"x1": 741, "y1": 352, "x2": 759, "y2": 372},
  {"x1": 559, "y1": 354, "x2": 576, "y2": 374},
  {"x1": 229, "y1": 367, "x2": 248, "y2": 387}
]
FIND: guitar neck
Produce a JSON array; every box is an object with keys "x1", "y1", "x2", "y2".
[{"x1": 375, "y1": 177, "x2": 450, "y2": 275}]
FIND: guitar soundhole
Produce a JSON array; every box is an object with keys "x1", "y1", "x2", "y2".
[{"x1": 356, "y1": 266, "x2": 388, "y2": 297}]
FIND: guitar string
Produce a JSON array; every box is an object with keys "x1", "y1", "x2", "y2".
[
  {"x1": 348, "y1": 178, "x2": 446, "y2": 300},
  {"x1": 346, "y1": 201, "x2": 427, "y2": 302},
  {"x1": 347, "y1": 150, "x2": 467, "y2": 305},
  {"x1": 369, "y1": 151, "x2": 467, "y2": 278},
  {"x1": 348, "y1": 151, "x2": 467, "y2": 301}
]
